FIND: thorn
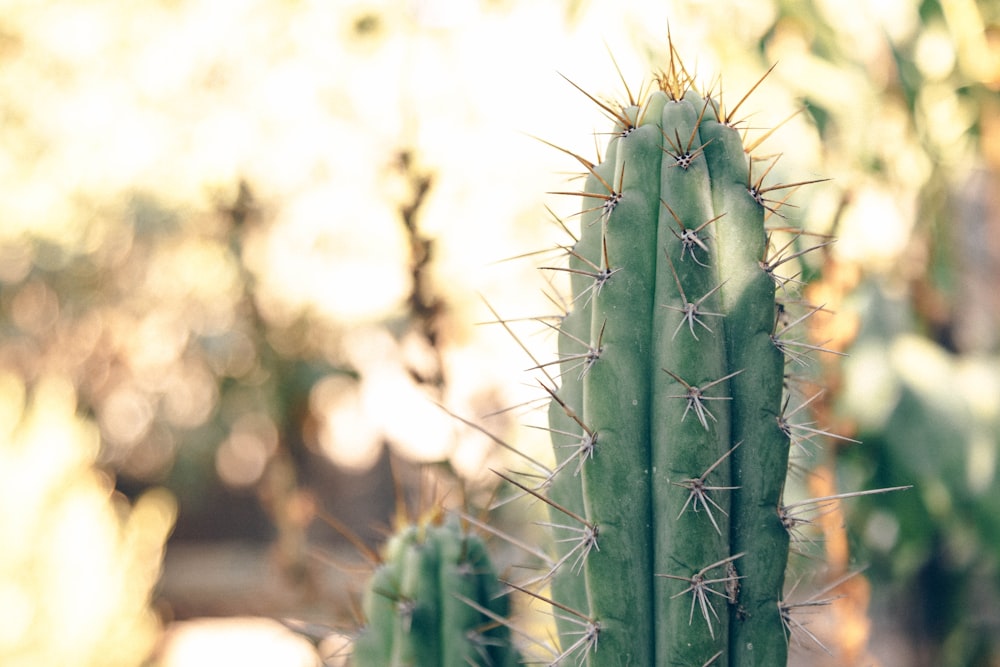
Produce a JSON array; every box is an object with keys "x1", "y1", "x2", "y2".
[
  {"x1": 661, "y1": 199, "x2": 723, "y2": 267},
  {"x1": 779, "y1": 486, "x2": 912, "y2": 539},
  {"x1": 550, "y1": 160, "x2": 625, "y2": 225},
  {"x1": 491, "y1": 469, "x2": 594, "y2": 530},
  {"x1": 544, "y1": 204, "x2": 578, "y2": 244},
  {"x1": 453, "y1": 592, "x2": 559, "y2": 662},
  {"x1": 604, "y1": 41, "x2": 638, "y2": 108},
  {"x1": 532, "y1": 135, "x2": 625, "y2": 224},
  {"x1": 702, "y1": 650, "x2": 724, "y2": 666},
  {"x1": 661, "y1": 97, "x2": 714, "y2": 169},
  {"x1": 748, "y1": 155, "x2": 830, "y2": 217},
  {"x1": 760, "y1": 236, "x2": 835, "y2": 290},
  {"x1": 533, "y1": 423, "x2": 596, "y2": 478},
  {"x1": 656, "y1": 553, "x2": 745, "y2": 638},
  {"x1": 559, "y1": 72, "x2": 635, "y2": 136},
  {"x1": 662, "y1": 368, "x2": 744, "y2": 430},
  {"x1": 313, "y1": 507, "x2": 381, "y2": 566},
  {"x1": 777, "y1": 569, "x2": 866, "y2": 657},
  {"x1": 434, "y1": 403, "x2": 553, "y2": 478},
  {"x1": 478, "y1": 296, "x2": 556, "y2": 387},
  {"x1": 662, "y1": 252, "x2": 726, "y2": 340},
  {"x1": 540, "y1": 278, "x2": 572, "y2": 318},
  {"x1": 492, "y1": 468, "x2": 599, "y2": 580},
  {"x1": 771, "y1": 302, "x2": 847, "y2": 365},
  {"x1": 538, "y1": 383, "x2": 597, "y2": 478},
  {"x1": 503, "y1": 580, "x2": 601, "y2": 664},
  {"x1": 450, "y1": 510, "x2": 553, "y2": 569},
  {"x1": 655, "y1": 25, "x2": 697, "y2": 100},
  {"x1": 744, "y1": 107, "x2": 806, "y2": 154},
  {"x1": 777, "y1": 392, "x2": 861, "y2": 454},
  {"x1": 529, "y1": 134, "x2": 595, "y2": 171},
  {"x1": 529, "y1": 319, "x2": 605, "y2": 381},
  {"x1": 673, "y1": 441, "x2": 742, "y2": 534},
  {"x1": 779, "y1": 597, "x2": 834, "y2": 655},
  {"x1": 539, "y1": 239, "x2": 620, "y2": 310},
  {"x1": 722, "y1": 62, "x2": 778, "y2": 127}
]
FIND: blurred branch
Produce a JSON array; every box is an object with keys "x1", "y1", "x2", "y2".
[{"x1": 394, "y1": 149, "x2": 445, "y2": 391}]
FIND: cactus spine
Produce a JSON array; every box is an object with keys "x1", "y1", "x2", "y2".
[
  {"x1": 352, "y1": 515, "x2": 519, "y2": 667},
  {"x1": 538, "y1": 46, "x2": 824, "y2": 666}
]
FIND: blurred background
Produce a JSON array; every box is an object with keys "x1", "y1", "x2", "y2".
[{"x1": 0, "y1": 0, "x2": 997, "y2": 665}]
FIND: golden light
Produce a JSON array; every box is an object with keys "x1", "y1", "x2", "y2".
[
  {"x1": 0, "y1": 374, "x2": 175, "y2": 667},
  {"x1": 835, "y1": 186, "x2": 917, "y2": 271},
  {"x1": 158, "y1": 618, "x2": 317, "y2": 667},
  {"x1": 215, "y1": 413, "x2": 279, "y2": 488},
  {"x1": 1, "y1": 0, "x2": 996, "y2": 664}
]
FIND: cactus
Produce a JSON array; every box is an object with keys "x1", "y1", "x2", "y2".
[
  {"x1": 525, "y1": 43, "x2": 837, "y2": 666},
  {"x1": 345, "y1": 40, "x2": 908, "y2": 667},
  {"x1": 351, "y1": 513, "x2": 519, "y2": 667}
]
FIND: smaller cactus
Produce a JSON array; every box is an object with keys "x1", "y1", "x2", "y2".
[{"x1": 351, "y1": 513, "x2": 519, "y2": 667}]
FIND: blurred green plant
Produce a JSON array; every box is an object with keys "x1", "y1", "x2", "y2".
[
  {"x1": 352, "y1": 512, "x2": 519, "y2": 667},
  {"x1": 837, "y1": 288, "x2": 1000, "y2": 666}
]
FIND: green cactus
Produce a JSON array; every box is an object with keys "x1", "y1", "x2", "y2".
[
  {"x1": 351, "y1": 514, "x2": 519, "y2": 667},
  {"x1": 345, "y1": 40, "x2": 905, "y2": 667},
  {"x1": 532, "y1": 45, "x2": 831, "y2": 666}
]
